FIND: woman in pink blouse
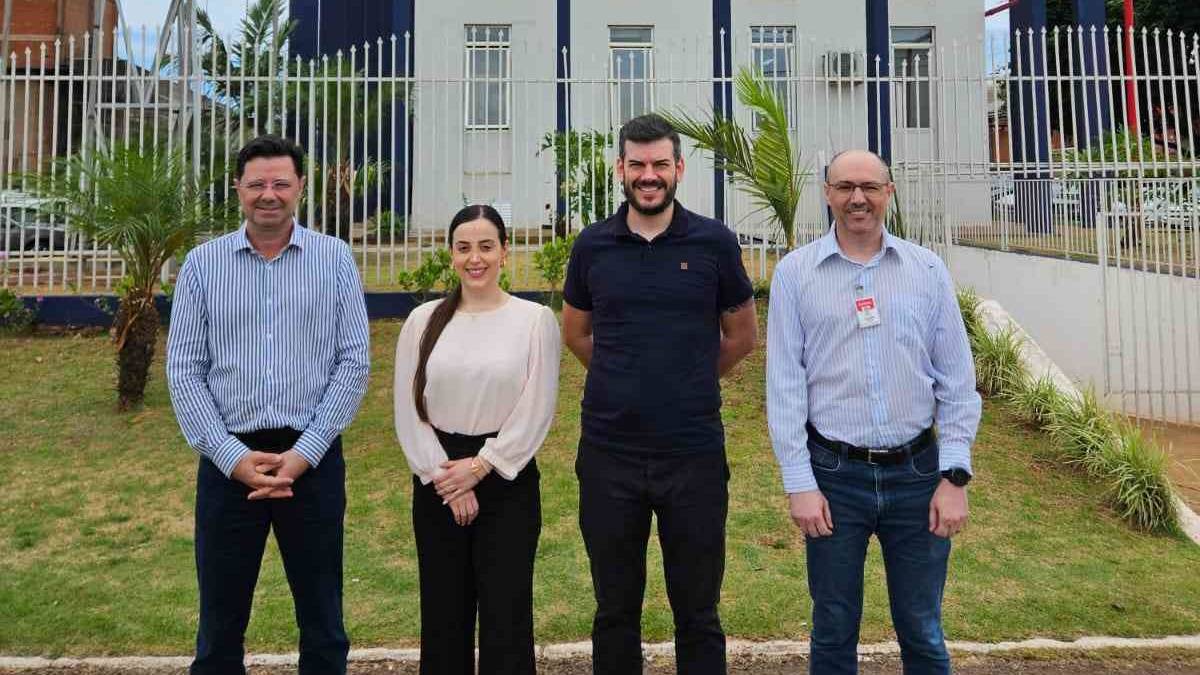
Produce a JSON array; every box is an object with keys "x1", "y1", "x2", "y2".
[{"x1": 394, "y1": 204, "x2": 560, "y2": 675}]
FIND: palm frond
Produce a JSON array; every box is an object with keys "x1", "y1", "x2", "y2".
[
  {"x1": 26, "y1": 144, "x2": 226, "y2": 299},
  {"x1": 661, "y1": 67, "x2": 809, "y2": 248}
]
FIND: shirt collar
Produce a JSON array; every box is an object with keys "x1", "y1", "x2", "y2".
[
  {"x1": 611, "y1": 200, "x2": 690, "y2": 240},
  {"x1": 233, "y1": 218, "x2": 307, "y2": 253},
  {"x1": 816, "y1": 224, "x2": 899, "y2": 266}
]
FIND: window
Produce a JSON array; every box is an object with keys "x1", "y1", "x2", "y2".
[
  {"x1": 891, "y1": 27, "x2": 934, "y2": 129},
  {"x1": 464, "y1": 25, "x2": 511, "y2": 129},
  {"x1": 750, "y1": 26, "x2": 796, "y2": 129},
  {"x1": 610, "y1": 26, "x2": 654, "y2": 125}
]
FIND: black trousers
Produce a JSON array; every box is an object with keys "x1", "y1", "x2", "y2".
[
  {"x1": 192, "y1": 429, "x2": 348, "y2": 675},
  {"x1": 576, "y1": 442, "x2": 730, "y2": 675},
  {"x1": 412, "y1": 429, "x2": 542, "y2": 675}
]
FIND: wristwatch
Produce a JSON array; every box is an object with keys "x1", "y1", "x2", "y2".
[{"x1": 941, "y1": 468, "x2": 972, "y2": 487}]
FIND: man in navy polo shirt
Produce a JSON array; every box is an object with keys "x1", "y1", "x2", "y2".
[{"x1": 562, "y1": 113, "x2": 758, "y2": 674}]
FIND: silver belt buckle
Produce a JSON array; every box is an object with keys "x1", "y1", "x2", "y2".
[{"x1": 865, "y1": 447, "x2": 889, "y2": 465}]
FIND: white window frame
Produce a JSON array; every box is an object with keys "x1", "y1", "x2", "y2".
[
  {"x1": 891, "y1": 26, "x2": 934, "y2": 130},
  {"x1": 749, "y1": 25, "x2": 796, "y2": 130},
  {"x1": 609, "y1": 26, "x2": 655, "y2": 126},
  {"x1": 464, "y1": 24, "x2": 512, "y2": 131}
]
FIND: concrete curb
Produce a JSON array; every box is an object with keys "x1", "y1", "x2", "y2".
[
  {"x1": 3, "y1": 636, "x2": 1200, "y2": 670},
  {"x1": 976, "y1": 299, "x2": 1200, "y2": 547}
]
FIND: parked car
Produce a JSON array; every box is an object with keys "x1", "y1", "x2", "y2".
[
  {"x1": 1138, "y1": 183, "x2": 1200, "y2": 229},
  {"x1": 0, "y1": 192, "x2": 70, "y2": 253}
]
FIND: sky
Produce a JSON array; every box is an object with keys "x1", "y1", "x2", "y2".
[{"x1": 119, "y1": 0, "x2": 247, "y2": 37}]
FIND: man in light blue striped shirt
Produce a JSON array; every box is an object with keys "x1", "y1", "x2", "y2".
[
  {"x1": 766, "y1": 149, "x2": 980, "y2": 675},
  {"x1": 167, "y1": 135, "x2": 370, "y2": 675}
]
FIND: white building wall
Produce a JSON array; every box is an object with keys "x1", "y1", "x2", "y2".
[
  {"x1": 406, "y1": 0, "x2": 990, "y2": 233},
  {"x1": 570, "y1": 1, "x2": 716, "y2": 218},
  {"x1": 412, "y1": 0, "x2": 558, "y2": 231},
  {"x1": 948, "y1": 245, "x2": 1200, "y2": 425}
]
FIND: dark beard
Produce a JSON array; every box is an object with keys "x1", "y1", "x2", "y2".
[{"x1": 623, "y1": 179, "x2": 678, "y2": 216}]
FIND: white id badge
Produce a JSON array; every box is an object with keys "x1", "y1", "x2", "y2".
[{"x1": 855, "y1": 296, "x2": 881, "y2": 329}]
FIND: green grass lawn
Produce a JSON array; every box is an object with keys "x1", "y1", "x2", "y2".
[{"x1": 1, "y1": 312, "x2": 1199, "y2": 657}]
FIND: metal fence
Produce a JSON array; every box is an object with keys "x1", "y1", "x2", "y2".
[
  {"x1": 0, "y1": 25, "x2": 990, "y2": 289},
  {"x1": 2, "y1": 25, "x2": 1195, "y2": 286},
  {"x1": 1, "y1": 24, "x2": 1199, "y2": 423}
]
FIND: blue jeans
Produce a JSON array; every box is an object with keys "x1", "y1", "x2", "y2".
[{"x1": 805, "y1": 436, "x2": 951, "y2": 675}]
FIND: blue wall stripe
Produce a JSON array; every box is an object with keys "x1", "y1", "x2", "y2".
[
  {"x1": 712, "y1": 0, "x2": 731, "y2": 222},
  {"x1": 21, "y1": 292, "x2": 551, "y2": 327},
  {"x1": 866, "y1": 0, "x2": 892, "y2": 165}
]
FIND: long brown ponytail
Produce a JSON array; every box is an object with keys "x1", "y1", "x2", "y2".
[{"x1": 412, "y1": 204, "x2": 508, "y2": 423}]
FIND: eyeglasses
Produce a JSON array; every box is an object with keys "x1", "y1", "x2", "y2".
[
  {"x1": 237, "y1": 180, "x2": 297, "y2": 194},
  {"x1": 827, "y1": 181, "x2": 890, "y2": 197}
]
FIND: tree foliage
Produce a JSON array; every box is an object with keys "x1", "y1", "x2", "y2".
[{"x1": 27, "y1": 145, "x2": 227, "y2": 408}]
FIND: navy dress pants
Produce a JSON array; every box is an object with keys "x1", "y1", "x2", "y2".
[{"x1": 191, "y1": 429, "x2": 348, "y2": 675}]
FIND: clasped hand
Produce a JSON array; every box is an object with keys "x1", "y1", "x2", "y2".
[
  {"x1": 434, "y1": 458, "x2": 486, "y2": 526},
  {"x1": 231, "y1": 450, "x2": 309, "y2": 500}
]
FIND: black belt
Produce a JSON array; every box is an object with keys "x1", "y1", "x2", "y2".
[
  {"x1": 234, "y1": 427, "x2": 302, "y2": 453},
  {"x1": 806, "y1": 423, "x2": 934, "y2": 466},
  {"x1": 433, "y1": 427, "x2": 499, "y2": 461}
]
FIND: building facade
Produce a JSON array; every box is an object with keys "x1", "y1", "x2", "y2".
[{"x1": 287, "y1": 0, "x2": 985, "y2": 232}]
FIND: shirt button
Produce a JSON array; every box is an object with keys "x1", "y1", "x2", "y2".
[{"x1": 267, "y1": 369, "x2": 273, "y2": 376}]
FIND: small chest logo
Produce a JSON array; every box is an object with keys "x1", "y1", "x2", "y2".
[{"x1": 680, "y1": 261, "x2": 688, "y2": 270}]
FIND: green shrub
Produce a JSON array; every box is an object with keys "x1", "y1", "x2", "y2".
[
  {"x1": 1103, "y1": 419, "x2": 1180, "y2": 533},
  {"x1": 971, "y1": 324, "x2": 1026, "y2": 398},
  {"x1": 1044, "y1": 388, "x2": 1117, "y2": 465},
  {"x1": 370, "y1": 210, "x2": 408, "y2": 238},
  {"x1": 533, "y1": 234, "x2": 577, "y2": 308},
  {"x1": 964, "y1": 293, "x2": 1179, "y2": 535},
  {"x1": 0, "y1": 289, "x2": 36, "y2": 334},
  {"x1": 396, "y1": 249, "x2": 456, "y2": 301},
  {"x1": 956, "y1": 287, "x2": 983, "y2": 343},
  {"x1": 1006, "y1": 374, "x2": 1066, "y2": 427}
]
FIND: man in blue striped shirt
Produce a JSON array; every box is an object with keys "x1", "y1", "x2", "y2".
[
  {"x1": 766, "y1": 149, "x2": 980, "y2": 675},
  {"x1": 167, "y1": 135, "x2": 370, "y2": 675}
]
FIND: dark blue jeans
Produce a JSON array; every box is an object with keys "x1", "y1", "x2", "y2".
[
  {"x1": 577, "y1": 443, "x2": 729, "y2": 675},
  {"x1": 805, "y1": 436, "x2": 951, "y2": 675},
  {"x1": 192, "y1": 430, "x2": 348, "y2": 675}
]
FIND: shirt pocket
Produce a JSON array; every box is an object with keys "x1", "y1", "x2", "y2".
[{"x1": 890, "y1": 294, "x2": 935, "y2": 354}]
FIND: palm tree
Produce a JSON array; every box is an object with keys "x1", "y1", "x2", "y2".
[
  {"x1": 197, "y1": 1, "x2": 403, "y2": 243},
  {"x1": 195, "y1": 0, "x2": 296, "y2": 110},
  {"x1": 659, "y1": 68, "x2": 810, "y2": 249},
  {"x1": 30, "y1": 145, "x2": 221, "y2": 409}
]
